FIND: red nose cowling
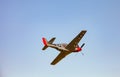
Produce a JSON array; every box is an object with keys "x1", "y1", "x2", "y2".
[
  {"x1": 73, "y1": 47, "x2": 82, "y2": 52},
  {"x1": 77, "y1": 47, "x2": 82, "y2": 52}
]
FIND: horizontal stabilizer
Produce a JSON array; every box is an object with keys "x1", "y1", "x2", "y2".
[
  {"x1": 42, "y1": 46, "x2": 48, "y2": 50},
  {"x1": 48, "y1": 37, "x2": 56, "y2": 44}
]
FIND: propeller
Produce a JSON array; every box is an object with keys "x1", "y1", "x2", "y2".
[
  {"x1": 81, "y1": 43, "x2": 85, "y2": 48},
  {"x1": 81, "y1": 43, "x2": 85, "y2": 55},
  {"x1": 81, "y1": 52, "x2": 84, "y2": 55},
  {"x1": 74, "y1": 43, "x2": 85, "y2": 56}
]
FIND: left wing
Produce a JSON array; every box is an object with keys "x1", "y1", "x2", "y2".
[
  {"x1": 65, "y1": 30, "x2": 87, "y2": 51},
  {"x1": 51, "y1": 52, "x2": 71, "y2": 65}
]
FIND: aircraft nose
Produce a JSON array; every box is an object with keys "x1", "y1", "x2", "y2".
[{"x1": 77, "y1": 47, "x2": 82, "y2": 51}]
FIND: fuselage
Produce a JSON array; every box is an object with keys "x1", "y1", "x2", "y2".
[{"x1": 48, "y1": 43, "x2": 82, "y2": 52}]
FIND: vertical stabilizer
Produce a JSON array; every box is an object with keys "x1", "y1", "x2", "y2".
[{"x1": 42, "y1": 37, "x2": 56, "y2": 50}]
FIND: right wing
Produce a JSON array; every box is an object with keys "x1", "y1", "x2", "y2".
[
  {"x1": 51, "y1": 52, "x2": 71, "y2": 65},
  {"x1": 65, "y1": 30, "x2": 87, "y2": 51}
]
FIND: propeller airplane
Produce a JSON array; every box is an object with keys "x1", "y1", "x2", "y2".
[{"x1": 42, "y1": 30, "x2": 87, "y2": 65}]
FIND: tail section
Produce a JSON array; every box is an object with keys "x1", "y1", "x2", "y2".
[
  {"x1": 48, "y1": 37, "x2": 56, "y2": 44},
  {"x1": 42, "y1": 38, "x2": 48, "y2": 46},
  {"x1": 42, "y1": 37, "x2": 56, "y2": 50},
  {"x1": 42, "y1": 37, "x2": 48, "y2": 50}
]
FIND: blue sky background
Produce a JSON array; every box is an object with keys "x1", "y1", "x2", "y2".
[{"x1": 1, "y1": 0, "x2": 120, "y2": 77}]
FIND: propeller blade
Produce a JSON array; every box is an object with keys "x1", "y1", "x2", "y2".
[
  {"x1": 81, "y1": 52, "x2": 84, "y2": 56},
  {"x1": 81, "y1": 43, "x2": 85, "y2": 48}
]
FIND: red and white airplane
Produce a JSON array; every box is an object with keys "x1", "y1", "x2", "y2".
[{"x1": 42, "y1": 30, "x2": 87, "y2": 65}]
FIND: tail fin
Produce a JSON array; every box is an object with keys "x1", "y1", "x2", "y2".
[
  {"x1": 42, "y1": 37, "x2": 48, "y2": 50},
  {"x1": 42, "y1": 37, "x2": 56, "y2": 50},
  {"x1": 42, "y1": 38, "x2": 48, "y2": 46}
]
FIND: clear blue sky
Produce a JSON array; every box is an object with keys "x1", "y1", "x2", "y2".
[{"x1": 1, "y1": 0, "x2": 120, "y2": 77}]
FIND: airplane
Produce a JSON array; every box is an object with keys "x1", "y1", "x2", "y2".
[{"x1": 42, "y1": 30, "x2": 87, "y2": 65}]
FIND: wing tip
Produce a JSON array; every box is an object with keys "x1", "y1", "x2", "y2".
[
  {"x1": 82, "y1": 30, "x2": 87, "y2": 32},
  {"x1": 50, "y1": 63, "x2": 56, "y2": 65},
  {"x1": 50, "y1": 61, "x2": 57, "y2": 65}
]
